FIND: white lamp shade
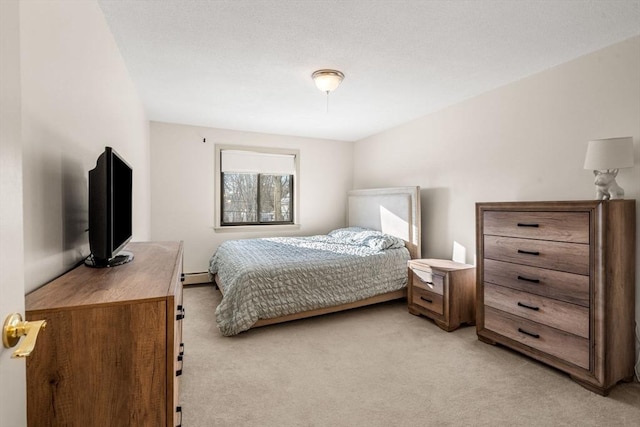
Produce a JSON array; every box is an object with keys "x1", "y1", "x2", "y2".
[
  {"x1": 312, "y1": 69, "x2": 344, "y2": 93},
  {"x1": 584, "y1": 137, "x2": 634, "y2": 170}
]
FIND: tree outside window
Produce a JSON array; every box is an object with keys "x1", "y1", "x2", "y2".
[
  {"x1": 222, "y1": 173, "x2": 293, "y2": 225},
  {"x1": 217, "y1": 147, "x2": 297, "y2": 227}
]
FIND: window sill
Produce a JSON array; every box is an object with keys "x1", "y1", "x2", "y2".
[{"x1": 213, "y1": 223, "x2": 301, "y2": 233}]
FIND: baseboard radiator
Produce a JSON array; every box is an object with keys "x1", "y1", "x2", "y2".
[{"x1": 182, "y1": 272, "x2": 213, "y2": 285}]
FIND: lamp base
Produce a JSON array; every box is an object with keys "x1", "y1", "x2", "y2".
[{"x1": 593, "y1": 169, "x2": 624, "y2": 200}]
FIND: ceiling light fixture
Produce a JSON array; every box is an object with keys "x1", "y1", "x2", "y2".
[{"x1": 312, "y1": 69, "x2": 344, "y2": 112}]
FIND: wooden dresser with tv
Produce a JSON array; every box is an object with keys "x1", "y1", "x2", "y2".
[
  {"x1": 476, "y1": 201, "x2": 635, "y2": 395},
  {"x1": 25, "y1": 241, "x2": 184, "y2": 426}
]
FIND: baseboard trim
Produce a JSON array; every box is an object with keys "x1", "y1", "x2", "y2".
[{"x1": 183, "y1": 272, "x2": 212, "y2": 285}]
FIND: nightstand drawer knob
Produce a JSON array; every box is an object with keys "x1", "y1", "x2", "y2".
[
  {"x1": 517, "y1": 275, "x2": 540, "y2": 283},
  {"x1": 518, "y1": 328, "x2": 540, "y2": 339},
  {"x1": 517, "y1": 249, "x2": 540, "y2": 256},
  {"x1": 517, "y1": 302, "x2": 540, "y2": 311}
]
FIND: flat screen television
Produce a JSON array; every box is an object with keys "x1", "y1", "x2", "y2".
[{"x1": 85, "y1": 146, "x2": 134, "y2": 267}]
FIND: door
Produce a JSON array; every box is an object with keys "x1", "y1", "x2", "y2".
[{"x1": 0, "y1": 0, "x2": 27, "y2": 426}]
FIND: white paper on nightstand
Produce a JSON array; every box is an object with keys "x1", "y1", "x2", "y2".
[{"x1": 412, "y1": 268, "x2": 434, "y2": 287}]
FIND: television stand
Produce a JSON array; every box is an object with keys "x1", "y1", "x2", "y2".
[
  {"x1": 26, "y1": 242, "x2": 184, "y2": 426},
  {"x1": 84, "y1": 250, "x2": 134, "y2": 267}
]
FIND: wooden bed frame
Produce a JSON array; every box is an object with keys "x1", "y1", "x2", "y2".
[{"x1": 215, "y1": 186, "x2": 422, "y2": 330}]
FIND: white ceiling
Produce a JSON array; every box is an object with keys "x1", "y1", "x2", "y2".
[{"x1": 98, "y1": 1, "x2": 640, "y2": 142}]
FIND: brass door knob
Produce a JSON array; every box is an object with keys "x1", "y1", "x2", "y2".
[{"x1": 2, "y1": 313, "x2": 47, "y2": 358}]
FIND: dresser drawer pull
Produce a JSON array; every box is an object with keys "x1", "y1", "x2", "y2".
[
  {"x1": 176, "y1": 405, "x2": 182, "y2": 427},
  {"x1": 518, "y1": 328, "x2": 540, "y2": 339},
  {"x1": 176, "y1": 352, "x2": 184, "y2": 376},
  {"x1": 176, "y1": 305, "x2": 186, "y2": 320},
  {"x1": 176, "y1": 342, "x2": 184, "y2": 375},
  {"x1": 420, "y1": 279, "x2": 434, "y2": 286},
  {"x1": 420, "y1": 296, "x2": 433, "y2": 304},
  {"x1": 517, "y1": 301, "x2": 540, "y2": 311},
  {"x1": 517, "y1": 275, "x2": 540, "y2": 284},
  {"x1": 177, "y1": 342, "x2": 185, "y2": 373},
  {"x1": 517, "y1": 249, "x2": 540, "y2": 256},
  {"x1": 517, "y1": 223, "x2": 539, "y2": 228}
]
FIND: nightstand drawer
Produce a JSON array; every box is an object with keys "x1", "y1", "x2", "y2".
[
  {"x1": 411, "y1": 286, "x2": 443, "y2": 315},
  {"x1": 483, "y1": 235, "x2": 589, "y2": 275},
  {"x1": 484, "y1": 306, "x2": 589, "y2": 369},
  {"x1": 410, "y1": 268, "x2": 444, "y2": 295},
  {"x1": 484, "y1": 283, "x2": 589, "y2": 338},
  {"x1": 483, "y1": 211, "x2": 589, "y2": 243},
  {"x1": 483, "y1": 259, "x2": 589, "y2": 307}
]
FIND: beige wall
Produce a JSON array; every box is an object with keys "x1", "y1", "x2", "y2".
[
  {"x1": 353, "y1": 36, "x2": 640, "y2": 324},
  {"x1": 150, "y1": 121, "x2": 353, "y2": 273},
  {"x1": 20, "y1": 1, "x2": 150, "y2": 293}
]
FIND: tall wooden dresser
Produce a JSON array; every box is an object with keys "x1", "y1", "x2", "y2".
[
  {"x1": 25, "y1": 241, "x2": 185, "y2": 426},
  {"x1": 476, "y1": 201, "x2": 635, "y2": 395}
]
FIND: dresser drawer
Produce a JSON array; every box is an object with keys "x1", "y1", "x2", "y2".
[
  {"x1": 484, "y1": 306, "x2": 589, "y2": 369},
  {"x1": 483, "y1": 259, "x2": 590, "y2": 307},
  {"x1": 411, "y1": 286, "x2": 443, "y2": 315},
  {"x1": 410, "y1": 268, "x2": 444, "y2": 295},
  {"x1": 484, "y1": 283, "x2": 589, "y2": 338},
  {"x1": 484, "y1": 235, "x2": 589, "y2": 275},
  {"x1": 483, "y1": 211, "x2": 589, "y2": 243}
]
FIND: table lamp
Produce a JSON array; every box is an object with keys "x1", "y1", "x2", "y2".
[{"x1": 583, "y1": 137, "x2": 634, "y2": 200}]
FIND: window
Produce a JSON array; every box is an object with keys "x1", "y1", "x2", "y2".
[{"x1": 215, "y1": 146, "x2": 299, "y2": 228}]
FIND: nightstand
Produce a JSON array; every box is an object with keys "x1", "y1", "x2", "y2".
[{"x1": 407, "y1": 258, "x2": 476, "y2": 331}]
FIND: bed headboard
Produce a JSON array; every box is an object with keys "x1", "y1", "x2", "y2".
[{"x1": 347, "y1": 186, "x2": 421, "y2": 259}]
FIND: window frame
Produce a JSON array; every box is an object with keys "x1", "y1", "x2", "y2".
[{"x1": 214, "y1": 144, "x2": 300, "y2": 231}]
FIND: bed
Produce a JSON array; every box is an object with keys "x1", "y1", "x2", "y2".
[{"x1": 209, "y1": 186, "x2": 421, "y2": 336}]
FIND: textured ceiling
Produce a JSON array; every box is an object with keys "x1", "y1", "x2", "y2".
[{"x1": 98, "y1": 0, "x2": 640, "y2": 141}]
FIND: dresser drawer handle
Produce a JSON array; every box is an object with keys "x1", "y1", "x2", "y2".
[
  {"x1": 517, "y1": 275, "x2": 540, "y2": 284},
  {"x1": 517, "y1": 223, "x2": 539, "y2": 228},
  {"x1": 517, "y1": 249, "x2": 540, "y2": 256},
  {"x1": 420, "y1": 279, "x2": 434, "y2": 286},
  {"x1": 517, "y1": 301, "x2": 540, "y2": 311},
  {"x1": 420, "y1": 296, "x2": 433, "y2": 304},
  {"x1": 518, "y1": 328, "x2": 540, "y2": 339},
  {"x1": 176, "y1": 305, "x2": 186, "y2": 321},
  {"x1": 176, "y1": 351, "x2": 184, "y2": 376},
  {"x1": 176, "y1": 405, "x2": 182, "y2": 427}
]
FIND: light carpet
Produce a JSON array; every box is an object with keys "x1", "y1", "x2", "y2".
[{"x1": 181, "y1": 285, "x2": 640, "y2": 427}]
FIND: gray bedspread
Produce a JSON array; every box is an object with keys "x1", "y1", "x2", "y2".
[{"x1": 208, "y1": 230, "x2": 410, "y2": 336}]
